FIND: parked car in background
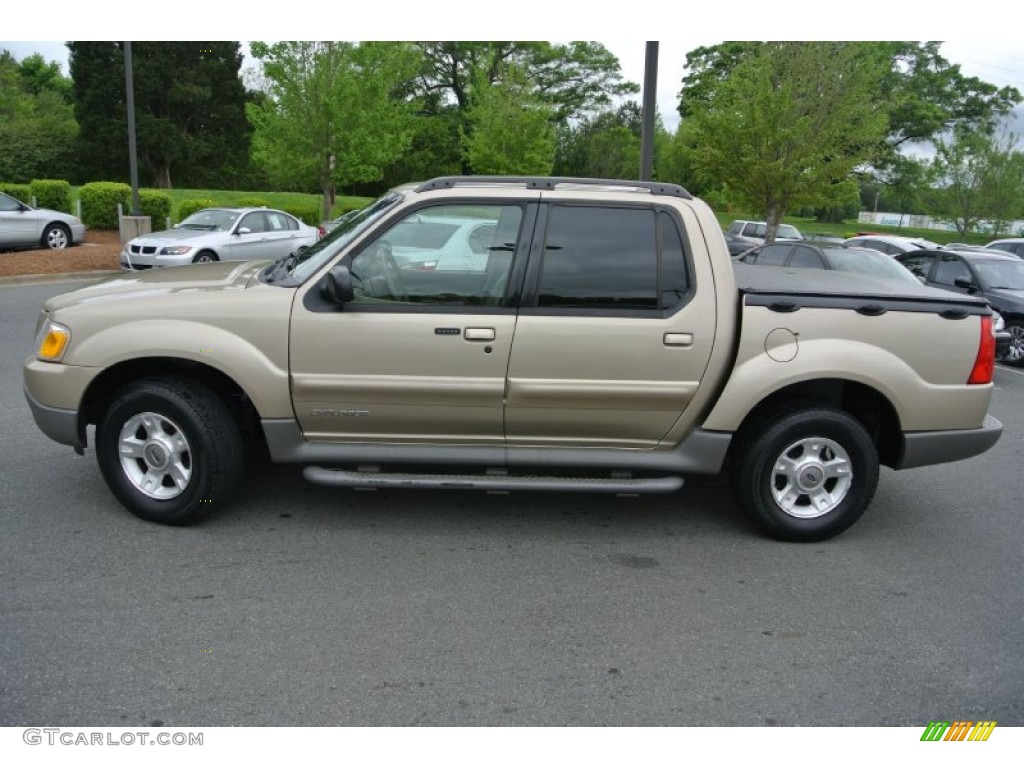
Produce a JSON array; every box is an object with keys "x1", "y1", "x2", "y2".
[
  {"x1": 0, "y1": 191, "x2": 86, "y2": 251},
  {"x1": 983, "y1": 238, "x2": 1024, "y2": 258},
  {"x1": 321, "y1": 209, "x2": 360, "y2": 235},
  {"x1": 843, "y1": 234, "x2": 940, "y2": 255},
  {"x1": 735, "y1": 242, "x2": 922, "y2": 286},
  {"x1": 726, "y1": 219, "x2": 804, "y2": 245},
  {"x1": 120, "y1": 207, "x2": 319, "y2": 270},
  {"x1": 896, "y1": 249, "x2": 1024, "y2": 365},
  {"x1": 724, "y1": 220, "x2": 805, "y2": 255},
  {"x1": 724, "y1": 231, "x2": 758, "y2": 257}
]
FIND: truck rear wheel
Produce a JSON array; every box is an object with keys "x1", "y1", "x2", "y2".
[
  {"x1": 95, "y1": 376, "x2": 244, "y2": 525},
  {"x1": 731, "y1": 404, "x2": 879, "y2": 541}
]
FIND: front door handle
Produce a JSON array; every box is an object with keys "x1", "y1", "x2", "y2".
[{"x1": 464, "y1": 328, "x2": 496, "y2": 341}]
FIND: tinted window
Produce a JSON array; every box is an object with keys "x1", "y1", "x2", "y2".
[
  {"x1": 898, "y1": 253, "x2": 936, "y2": 280},
  {"x1": 538, "y1": 206, "x2": 658, "y2": 310},
  {"x1": 932, "y1": 254, "x2": 971, "y2": 286},
  {"x1": 658, "y1": 212, "x2": 689, "y2": 310},
  {"x1": 265, "y1": 212, "x2": 294, "y2": 231},
  {"x1": 349, "y1": 204, "x2": 522, "y2": 307},
  {"x1": 788, "y1": 246, "x2": 825, "y2": 269},
  {"x1": 240, "y1": 212, "x2": 266, "y2": 233},
  {"x1": 755, "y1": 244, "x2": 793, "y2": 266}
]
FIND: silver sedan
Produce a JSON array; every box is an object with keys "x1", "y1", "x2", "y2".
[
  {"x1": 120, "y1": 207, "x2": 319, "y2": 270},
  {"x1": 0, "y1": 191, "x2": 86, "y2": 250}
]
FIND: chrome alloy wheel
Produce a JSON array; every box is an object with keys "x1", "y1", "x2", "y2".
[
  {"x1": 1005, "y1": 325, "x2": 1024, "y2": 364},
  {"x1": 46, "y1": 227, "x2": 69, "y2": 249},
  {"x1": 770, "y1": 437, "x2": 853, "y2": 519},
  {"x1": 118, "y1": 411, "x2": 193, "y2": 500}
]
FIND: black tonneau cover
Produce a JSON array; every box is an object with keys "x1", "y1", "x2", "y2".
[{"x1": 734, "y1": 264, "x2": 991, "y2": 317}]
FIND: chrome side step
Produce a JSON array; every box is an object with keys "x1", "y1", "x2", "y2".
[{"x1": 302, "y1": 466, "x2": 683, "y2": 494}]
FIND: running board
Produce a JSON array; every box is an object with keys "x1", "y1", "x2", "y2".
[{"x1": 303, "y1": 466, "x2": 683, "y2": 494}]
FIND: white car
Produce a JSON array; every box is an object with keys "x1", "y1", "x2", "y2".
[
  {"x1": 0, "y1": 191, "x2": 86, "y2": 250},
  {"x1": 843, "y1": 234, "x2": 940, "y2": 255},
  {"x1": 120, "y1": 207, "x2": 319, "y2": 270},
  {"x1": 984, "y1": 238, "x2": 1024, "y2": 258},
  {"x1": 384, "y1": 214, "x2": 500, "y2": 271}
]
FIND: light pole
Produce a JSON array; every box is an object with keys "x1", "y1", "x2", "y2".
[
  {"x1": 124, "y1": 41, "x2": 141, "y2": 216},
  {"x1": 639, "y1": 41, "x2": 659, "y2": 181}
]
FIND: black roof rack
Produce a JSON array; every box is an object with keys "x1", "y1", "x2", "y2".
[{"x1": 414, "y1": 175, "x2": 693, "y2": 200}]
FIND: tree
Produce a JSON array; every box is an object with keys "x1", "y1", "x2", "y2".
[
  {"x1": 415, "y1": 42, "x2": 636, "y2": 172},
  {"x1": 0, "y1": 50, "x2": 78, "y2": 183},
  {"x1": 248, "y1": 41, "x2": 421, "y2": 218},
  {"x1": 930, "y1": 126, "x2": 1024, "y2": 236},
  {"x1": 687, "y1": 42, "x2": 889, "y2": 242},
  {"x1": 461, "y1": 65, "x2": 556, "y2": 175},
  {"x1": 553, "y1": 102, "x2": 644, "y2": 180},
  {"x1": 880, "y1": 155, "x2": 930, "y2": 227},
  {"x1": 978, "y1": 131, "x2": 1024, "y2": 237},
  {"x1": 678, "y1": 41, "x2": 1021, "y2": 169},
  {"x1": 68, "y1": 42, "x2": 252, "y2": 188},
  {"x1": 928, "y1": 126, "x2": 991, "y2": 235}
]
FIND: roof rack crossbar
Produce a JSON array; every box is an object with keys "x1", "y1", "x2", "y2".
[{"x1": 414, "y1": 176, "x2": 692, "y2": 200}]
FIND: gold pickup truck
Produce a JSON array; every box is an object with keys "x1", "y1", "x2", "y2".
[{"x1": 23, "y1": 177, "x2": 1003, "y2": 540}]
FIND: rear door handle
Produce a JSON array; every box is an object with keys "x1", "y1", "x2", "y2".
[
  {"x1": 464, "y1": 328, "x2": 496, "y2": 341},
  {"x1": 664, "y1": 333, "x2": 693, "y2": 347}
]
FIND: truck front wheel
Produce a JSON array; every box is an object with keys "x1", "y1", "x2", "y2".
[
  {"x1": 95, "y1": 376, "x2": 244, "y2": 525},
  {"x1": 731, "y1": 404, "x2": 879, "y2": 541}
]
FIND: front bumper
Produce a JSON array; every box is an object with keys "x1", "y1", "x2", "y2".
[
  {"x1": 120, "y1": 248, "x2": 193, "y2": 270},
  {"x1": 70, "y1": 222, "x2": 86, "y2": 245},
  {"x1": 24, "y1": 385, "x2": 84, "y2": 451},
  {"x1": 897, "y1": 414, "x2": 1003, "y2": 469}
]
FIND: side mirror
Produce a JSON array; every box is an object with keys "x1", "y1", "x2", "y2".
[
  {"x1": 236, "y1": 227, "x2": 251, "y2": 235},
  {"x1": 954, "y1": 277, "x2": 977, "y2": 293},
  {"x1": 322, "y1": 265, "x2": 354, "y2": 305}
]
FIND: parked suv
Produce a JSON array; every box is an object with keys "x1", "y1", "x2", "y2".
[
  {"x1": 25, "y1": 176, "x2": 1001, "y2": 541},
  {"x1": 726, "y1": 219, "x2": 804, "y2": 247}
]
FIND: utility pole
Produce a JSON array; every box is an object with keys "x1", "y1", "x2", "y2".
[
  {"x1": 639, "y1": 41, "x2": 659, "y2": 181},
  {"x1": 124, "y1": 42, "x2": 141, "y2": 216}
]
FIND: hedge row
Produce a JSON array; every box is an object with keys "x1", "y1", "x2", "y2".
[
  {"x1": 0, "y1": 180, "x2": 72, "y2": 212},
  {"x1": 2, "y1": 177, "x2": 326, "y2": 229},
  {"x1": 0, "y1": 183, "x2": 32, "y2": 204}
]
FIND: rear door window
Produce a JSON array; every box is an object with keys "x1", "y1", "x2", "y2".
[{"x1": 534, "y1": 205, "x2": 690, "y2": 312}]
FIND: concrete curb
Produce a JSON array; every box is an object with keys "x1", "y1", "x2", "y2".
[{"x1": 0, "y1": 270, "x2": 121, "y2": 286}]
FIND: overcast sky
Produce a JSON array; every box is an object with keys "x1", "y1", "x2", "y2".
[{"x1": 4, "y1": 0, "x2": 1023, "y2": 137}]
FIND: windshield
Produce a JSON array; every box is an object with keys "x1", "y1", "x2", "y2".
[
  {"x1": 824, "y1": 248, "x2": 920, "y2": 284},
  {"x1": 286, "y1": 192, "x2": 404, "y2": 283},
  {"x1": 973, "y1": 260, "x2": 1024, "y2": 290},
  {"x1": 179, "y1": 209, "x2": 240, "y2": 231}
]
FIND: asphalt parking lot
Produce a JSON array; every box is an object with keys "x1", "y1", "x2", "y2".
[{"x1": 1, "y1": 279, "x2": 1022, "y2": 727}]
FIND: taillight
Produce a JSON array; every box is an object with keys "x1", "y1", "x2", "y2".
[
  {"x1": 967, "y1": 315, "x2": 995, "y2": 384},
  {"x1": 317, "y1": 226, "x2": 325, "y2": 239}
]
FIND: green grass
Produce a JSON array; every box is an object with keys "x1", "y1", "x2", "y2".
[{"x1": 714, "y1": 211, "x2": 994, "y2": 246}]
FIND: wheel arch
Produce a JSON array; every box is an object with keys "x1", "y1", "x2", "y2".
[
  {"x1": 79, "y1": 357, "x2": 265, "y2": 449},
  {"x1": 728, "y1": 378, "x2": 903, "y2": 469}
]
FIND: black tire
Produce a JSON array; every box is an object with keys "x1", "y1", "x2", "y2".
[
  {"x1": 1002, "y1": 322, "x2": 1024, "y2": 366},
  {"x1": 192, "y1": 250, "x2": 218, "y2": 263},
  {"x1": 95, "y1": 376, "x2": 244, "y2": 525},
  {"x1": 730, "y1": 403, "x2": 879, "y2": 542},
  {"x1": 41, "y1": 222, "x2": 71, "y2": 250}
]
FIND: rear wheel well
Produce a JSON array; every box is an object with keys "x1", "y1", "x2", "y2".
[
  {"x1": 731, "y1": 379, "x2": 902, "y2": 468},
  {"x1": 80, "y1": 358, "x2": 263, "y2": 448}
]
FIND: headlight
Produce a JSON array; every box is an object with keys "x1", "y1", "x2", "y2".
[
  {"x1": 159, "y1": 246, "x2": 193, "y2": 255},
  {"x1": 991, "y1": 310, "x2": 1005, "y2": 333},
  {"x1": 35, "y1": 319, "x2": 71, "y2": 362}
]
